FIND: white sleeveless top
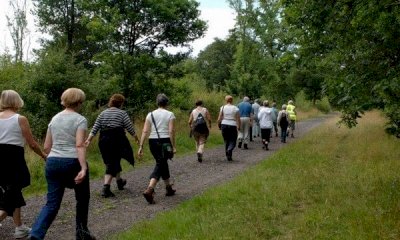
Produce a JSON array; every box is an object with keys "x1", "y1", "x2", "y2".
[
  {"x1": 0, "y1": 113, "x2": 25, "y2": 147},
  {"x1": 221, "y1": 104, "x2": 239, "y2": 126}
]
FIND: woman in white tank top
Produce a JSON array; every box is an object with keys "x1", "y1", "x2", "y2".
[{"x1": 0, "y1": 90, "x2": 46, "y2": 239}]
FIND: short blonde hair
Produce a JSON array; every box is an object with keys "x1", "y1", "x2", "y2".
[
  {"x1": 225, "y1": 95, "x2": 233, "y2": 103},
  {"x1": 263, "y1": 100, "x2": 269, "y2": 107},
  {"x1": 0, "y1": 90, "x2": 24, "y2": 111},
  {"x1": 61, "y1": 88, "x2": 85, "y2": 108}
]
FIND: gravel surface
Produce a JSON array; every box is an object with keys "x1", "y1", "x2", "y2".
[{"x1": 0, "y1": 116, "x2": 331, "y2": 239}]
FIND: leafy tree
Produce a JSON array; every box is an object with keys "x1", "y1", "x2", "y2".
[
  {"x1": 282, "y1": 0, "x2": 400, "y2": 136},
  {"x1": 196, "y1": 37, "x2": 236, "y2": 91}
]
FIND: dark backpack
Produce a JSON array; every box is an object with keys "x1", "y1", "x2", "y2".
[
  {"x1": 193, "y1": 112, "x2": 208, "y2": 134},
  {"x1": 279, "y1": 112, "x2": 289, "y2": 126}
]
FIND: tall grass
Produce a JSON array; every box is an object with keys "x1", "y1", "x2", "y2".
[{"x1": 113, "y1": 111, "x2": 400, "y2": 239}]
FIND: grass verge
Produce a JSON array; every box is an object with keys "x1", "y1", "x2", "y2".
[{"x1": 112, "y1": 111, "x2": 400, "y2": 239}]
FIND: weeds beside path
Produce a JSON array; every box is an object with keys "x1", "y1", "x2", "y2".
[{"x1": 0, "y1": 115, "x2": 333, "y2": 240}]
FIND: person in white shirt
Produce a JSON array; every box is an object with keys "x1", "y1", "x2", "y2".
[
  {"x1": 0, "y1": 90, "x2": 46, "y2": 239},
  {"x1": 258, "y1": 100, "x2": 274, "y2": 150},
  {"x1": 217, "y1": 95, "x2": 241, "y2": 161},
  {"x1": 138, "y1": 94, "x2": 176, "y2": 204}
]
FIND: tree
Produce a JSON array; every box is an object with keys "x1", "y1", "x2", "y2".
[
  {"x1": 282, "y1": 0, "x2": 400, "y2": 136},
  {"x1": 196, "y1": 37, "x2": 236, "y2": 91},
  {"x1": 6, "y1": 0, "x2": 29, "y2": 62}
]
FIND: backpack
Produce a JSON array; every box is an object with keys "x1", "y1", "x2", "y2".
[
  {"x1": 193, "y1": 112, "x2": 208, "y2": 134},
  {"x1": 279, "y1": 112, "x2": 289, "y2": 126}
]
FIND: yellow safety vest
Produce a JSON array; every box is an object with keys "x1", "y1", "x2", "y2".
[{"x1": 286, "y1": 104, "x2": 297, "y2": 120}]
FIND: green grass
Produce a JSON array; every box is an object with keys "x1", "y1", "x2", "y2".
[{"x1": 112, "y1": 111, "x2": 400, "y2": 240}]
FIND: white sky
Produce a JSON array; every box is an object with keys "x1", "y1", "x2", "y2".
[{"x1": 0, "y1": 0, "x2": 236, "y2": 59}]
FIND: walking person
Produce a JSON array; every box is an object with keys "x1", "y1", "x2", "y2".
[
  {"x1": 277, "y1": 104, "x2": 290, "y2": 143},
  {"x1": 237, "y1": 96, "x2": 253, "y2": 149},
  {"x1": 271, "y1": 102, "x2": 279, "y2": 137},
  {"x1": 30, "y1": 88, "x2": 96, "y2": 240},
  {"x1": 286, "y1": 100, "x2": 297, "y2": 137},
  {"x1": 138, "y1": 94, "x2": 176, "y2": 204},
  {"x1": 85, "y1": 94, "x2": 139, "y2": 198},
  {"x1": 252, "y1": 99, "x2": 261, "y2": 140},
  {"x1": 258, "y1": 100, "x2": 274, "y2": 150},
  {"x1": 0, "y1": 90, "x2": 47, "y2": 239},
  {"x1": 217, "y1": 95, "x2": 240, "y2": 161},
  {"x1": 188, "y1": 100, "x2": 211, "y2": 162}
]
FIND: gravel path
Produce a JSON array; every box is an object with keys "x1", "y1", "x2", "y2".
[{"x1": 0, "y1": 116, "x2": 332, "y2": 239}]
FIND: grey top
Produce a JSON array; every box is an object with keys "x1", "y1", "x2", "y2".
[{"x1": 48, "y1": 111, "x2": 87, "y2": 158}]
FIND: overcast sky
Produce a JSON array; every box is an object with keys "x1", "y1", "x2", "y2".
[{"x1": 0, "y1": 0, "x2": 236, "y2": 59}]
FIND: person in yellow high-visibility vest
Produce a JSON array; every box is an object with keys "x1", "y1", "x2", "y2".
[{"x1": 286, "y1": 100, "x2": 297, "y2": 138}]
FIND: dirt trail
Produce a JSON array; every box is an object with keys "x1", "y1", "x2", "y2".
[{"x1": 0, "y1": 116, "x2": 332, "y2": 239}]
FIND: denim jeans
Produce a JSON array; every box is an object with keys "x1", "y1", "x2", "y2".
[
  {"x1": 281, "y1": 127, "x2": 288, "y2": 142},
  {"x1": 30, "y1": 157, "x2": 90, "y2": 240}
]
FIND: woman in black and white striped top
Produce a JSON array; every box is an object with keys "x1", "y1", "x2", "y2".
[{"x1": 85, "y1": 94, "x2": 139, "y2": 198}]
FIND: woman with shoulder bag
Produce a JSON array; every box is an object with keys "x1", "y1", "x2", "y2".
[{"x1": 138, "y1": 94, "x2": 176, "y2": 204}]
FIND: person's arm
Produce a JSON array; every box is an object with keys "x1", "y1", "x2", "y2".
[
  {"x1": 84, "y1": 115, "x2": 101, "y2": 146},
  {"x1": 123, "y1": 112, "x2": 140, "y2": 145},
  {"x1": 235, "y1": 111, "x2": 241, "y2": 131},
  {"x1": 43, "y1": 130, "x2": 52, "y2": 154},
  {"x1": 206, "y1": 109, "x2": 212, "y2": 128},
  {"x1": 169, "y1": 118, "x2": 176, "y2": 153},
  {"x1": 74, "y1": 128, "x2": 88, "y2": 184},
  {"x1": 217, "y1": 106, "x2": 223, "y2": 123},
  {"x1": 277, "y1": 111, "x2": 282, "y2": 127},
  {"x1": 188, "y1": 111, "x2": 193, "y2": 128},
  {"x1": 19, "y1": 115, "x2": 47, "y2": 159},
  {"x1": 138, "y1": 118, "x2": 151, "y2": 157}
]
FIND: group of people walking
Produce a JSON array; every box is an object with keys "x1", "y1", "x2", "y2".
[{"x1": 0, "y1": 89, "x2": 296, "y2": 239}]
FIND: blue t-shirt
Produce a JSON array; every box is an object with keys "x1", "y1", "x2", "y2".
[{"x1": 238, "y1": 101, "x2": 252, "y2": 117}]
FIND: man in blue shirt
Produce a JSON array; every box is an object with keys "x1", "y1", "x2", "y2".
[{"x1": 237, "y1": 96, "x2": 253, "y2": 149}]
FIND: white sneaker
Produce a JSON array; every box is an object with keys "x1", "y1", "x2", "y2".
[{"x1": 14, "y1": 224, "x2": 31, "y2": 239}]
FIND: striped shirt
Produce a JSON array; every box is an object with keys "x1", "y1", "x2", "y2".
[{"x1": 89, "y1": 107, "x2": 136, "y2": 137}]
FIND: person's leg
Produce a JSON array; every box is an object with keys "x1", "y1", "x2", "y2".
[
  {"x1": 74, "y1": 168, "x2": 94, "y2": 240},
  {"x1": 265, "y1": 128, "x2": 271, "y2": 150},
  {"x1": 242, "y1": 118, "x2": 250, "y2": 148},
  {"x1": 291, "y1": 121, "x2": 296, "y2": 137},
  {"x1": 237, "y1": 118, "x2": 245, "y2": 148},
  {"x1": 0, "y1": 210, "x2": 6, "y2": 222},
  {"x1": 13, "y1": 208, "x2": 22, "y2": 226},
  {"x1": 101, "y1": 172, "x2": 115, "y2": 198},
  {"x1": 227, "y1": 126, "x2": 238, "y2": 160},
  {"x1": 31, "y1": 159, "x2": 65, "y2": 240},
  {"x1": 197, "y1": 135, "x2": 206, "y2": 162}
]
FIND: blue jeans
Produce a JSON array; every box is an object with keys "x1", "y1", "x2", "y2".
[{"x1": 30, "y1": 157, "x2": 91, "y2": 240}]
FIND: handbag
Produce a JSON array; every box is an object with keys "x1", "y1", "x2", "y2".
[{"x1": 151, "y1": 112, "x2": 174, "y2": 159}]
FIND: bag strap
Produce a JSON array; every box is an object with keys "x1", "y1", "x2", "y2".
[{"x1": 150, "y1": 112, "x2": 160, "y2": 139}]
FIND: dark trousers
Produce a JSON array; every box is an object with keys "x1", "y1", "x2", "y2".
[
  {"x1": 221, "y1": 124, "x2": 238, "y2": 156},
  {"x1": 281, "y1": 126, "x2": 288, "y2": 142},
  {"x1": 261, "y1": 128, "x2": 272, "y2": 144},
  {"x1": 31, "y1": 157, "x2": 91, "y2": 240},
  {"x1": 149, "y1": 138, "x2": 171, "y2": 181}
]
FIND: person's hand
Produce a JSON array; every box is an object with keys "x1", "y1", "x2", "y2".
[
  {"x1": 74, "y1": 169, "x2": 87, "y2": 184},
  {"x1": 84, "y1": 139, "x2": 91, "y2": 147},
  {"x1": 138, "y1": 146, "x2": 144, "y2": 158}
]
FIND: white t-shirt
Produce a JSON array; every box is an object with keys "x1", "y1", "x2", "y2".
[
  {"x1": 48, "y1": 111, "x2": 87, "y2": 158},
  {"x1": 146, "y1": 108, "x2": 176, "y2": 139},
  {"x1": 258, "y1": 107, "x2": 274, "y2": 129},
  {"x1": 220, "y1": 104, "x2": 239, "y2": 126}
]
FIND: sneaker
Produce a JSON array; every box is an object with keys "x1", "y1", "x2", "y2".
[
  {"x1": 116, "y1": 178, "x2": 127, "y2": 190},
  {"x1": 143, "y1": 187, "x2": 155, "y2": 204},
  {"x1": 14, "y1": 224, "x2": 31, "y2": 239},
  {"x1": 165, "y1": 184, "x2": 176, "y2": 196},
  {"x1": 197, "y1": 153, "x2": 203, "y2": 163}
]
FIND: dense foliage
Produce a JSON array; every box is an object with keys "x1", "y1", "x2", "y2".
[{"x1": 1, "y1": 0, "x2": 399, "y2": 137}]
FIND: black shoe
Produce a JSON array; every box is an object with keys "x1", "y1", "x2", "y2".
[
  {"x1": 238, "y1": 142, "x2": 242, "y2": 148},
  {"x1": 291, "y1": 134, "x2": 294, "y2": 138},
  {"x1": 143, "y1": 187, "x2": 155, "y2": 204},
  {"x1": 166, "y1": 184, "x2": 176, "y2": 196},
  {"x1": 101, "y1": 184, "x2": 115, "y2": 198},
  {"x1": 243, "y1": 144, "x2": 248, "y2": 149},
  {"x1": 197, "y1": 152, "x2": 203, "y2": 163},
  {"x1": 265, "y1": 144, "x2": 269, "y2": 150},
  {"x1": 276, "y1": 133, "x2": 278, "y2": 137},
  {"x1": 116, "y1": 178, "x2": 127, "y2": 190}
]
